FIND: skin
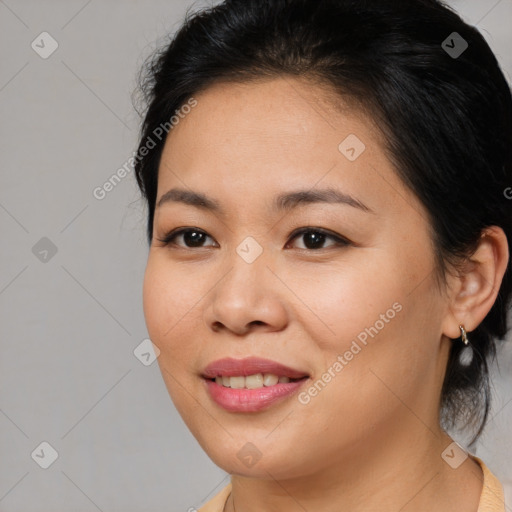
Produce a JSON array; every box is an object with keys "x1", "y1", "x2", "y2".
[{"x1": 142, "y1": 77, "x2": 509, "y2": 512}]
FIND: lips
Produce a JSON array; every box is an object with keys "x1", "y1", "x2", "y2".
[
  {"x1": 201, "y1": 357, "x2": 309, "y2": 380},
  {"x1": 201, "y1": 357, "x2": 310, "y2": 412}
]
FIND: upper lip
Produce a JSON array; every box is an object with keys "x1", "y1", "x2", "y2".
[{"x1": 202, "y1": 357, "x2": 309, "y2": 379}]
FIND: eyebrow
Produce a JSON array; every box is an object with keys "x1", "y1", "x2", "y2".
[{"x1": 156, "y1": 187, "x2": 373, "y2": 214}]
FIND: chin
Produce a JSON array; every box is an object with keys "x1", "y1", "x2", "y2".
[{"x1": 201, "y1": 436, "x2": 312, "y2": 481}]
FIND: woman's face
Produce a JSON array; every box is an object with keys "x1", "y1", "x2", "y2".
[{"x1": 143, "y1": 77, "x2": 454, "y2": 479}]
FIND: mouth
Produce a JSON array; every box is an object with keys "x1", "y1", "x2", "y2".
[
  {"x1": 201, "y1": 357, "x2": 310, "y2": 412},
  {"x1": 201, "y1": 356, "x2": 309, "y2": 381},
  {"x1": 206, "y1": 373, "x2": 308, "y2": 389}
]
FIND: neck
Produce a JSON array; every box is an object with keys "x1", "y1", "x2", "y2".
[{"x1": 224, "y1": 423, "x2": 483, "y2": 512}]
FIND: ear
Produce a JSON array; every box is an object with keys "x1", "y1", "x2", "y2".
[{"x1": 442, "y1": 226, "x2": 509, "y2": 340}]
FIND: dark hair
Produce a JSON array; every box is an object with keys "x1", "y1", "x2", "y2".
[{"x1": 134, "y1": 0, "x2": 512, "y2": 446}]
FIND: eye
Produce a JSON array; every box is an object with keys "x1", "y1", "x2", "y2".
[
  {"x1": 156, "y1": 227, "x2": 216, "y2": 248},
  {"x1": 156, "y1": 226, "x2": 350, "y2": 251},
  {"x1": 286, "y1": 227, "x2": 351, "y2": 250}
]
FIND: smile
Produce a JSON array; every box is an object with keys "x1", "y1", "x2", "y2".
[
  {"x1": 201, "y1": 357, "x2": 310, "y2": 412},
  {"x1": 211, "y1": 373, "x2": 303, "y2": 389}
]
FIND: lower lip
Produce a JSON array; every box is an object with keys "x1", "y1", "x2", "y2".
[{"x1": 204, "y1": 378, "x2": 308, "y2": 412}]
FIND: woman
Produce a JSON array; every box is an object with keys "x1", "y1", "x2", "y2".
[{"x1": 134, "y1": 0, "x2": 511, "y2": 510}]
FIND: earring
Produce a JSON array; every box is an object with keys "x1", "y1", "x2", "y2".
[{"x1": 459, "y1": 324, "x2": 469, "y2": 345}]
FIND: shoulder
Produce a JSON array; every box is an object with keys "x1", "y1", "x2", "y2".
[
  {"x1": 471, "y1": 455, "x2": 506, "y2": 512},
  {"x1": 197, "y1": 483, "x2": 232, "y2": 512}
]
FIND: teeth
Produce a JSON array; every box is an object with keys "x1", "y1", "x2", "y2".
[
  {"x1": 230, "y1": 376, "x2": 245, "y2": 389},
  {"x1": 263, "y1": 374, "x2": 279, "y2": 386},
  {"x1": 245, "y1": 374, "x2": 263, "y2": 389},
  {"x1": 214, "y1": 373, "x2": 297, "y2": 389}
]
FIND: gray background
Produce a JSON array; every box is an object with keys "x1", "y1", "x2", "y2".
[{"x1": 0, "y1": 1, "x2": 511, "y2": 511}]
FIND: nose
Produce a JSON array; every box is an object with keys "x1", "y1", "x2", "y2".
[{"x1": 203, "y1": 251, "x2": 289, "y2": 336}]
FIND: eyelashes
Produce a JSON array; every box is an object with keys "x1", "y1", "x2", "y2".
[
  {"x1": 156, "y1": 228, "x2": 214, "y2": 248},
  {"x1": 155, "y1": 226, "x2": 351, "y2": 251}
]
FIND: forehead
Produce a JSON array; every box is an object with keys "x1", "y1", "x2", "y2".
[
  {"x1": 165, "y1": 76, "x2": 381, "y2": 148},
  {"x1": 156, "y1": 77, "x2": 423, "y2": 221}
]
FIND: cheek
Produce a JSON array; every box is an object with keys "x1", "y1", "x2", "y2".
[
  {"x1": 142, "y1": 256, "x2": 204, "y2": 413},
  {"x1": 291, "y1": 252, "x2": 433, "y2": 407},
  {"x1": 142, "y1": 258, "x2": 168, "y2": 342},
  {"x1": 143, "y1": 255, "x2": 197, "y2": 330},
  {"x1": 287, "y1": 255, "x2": 408, "y2": 351},
  {"x1": 142, "y1": 255, "x2": 202, "y2": 362}
]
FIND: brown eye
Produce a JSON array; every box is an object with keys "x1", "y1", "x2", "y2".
[
  {"x1": 156, "y1": 228, "x2": 216, "y2": 248},
  {"x1": 287, "y1": 228, "x2": 351, "y2": 250},
  {"x1": 156, "y1": 226, "x2": 350, "y2": 251}
]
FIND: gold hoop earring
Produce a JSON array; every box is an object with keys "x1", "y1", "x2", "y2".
[{"x1": 459, "y1": 324, "x2": 469, "y2": 345}]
